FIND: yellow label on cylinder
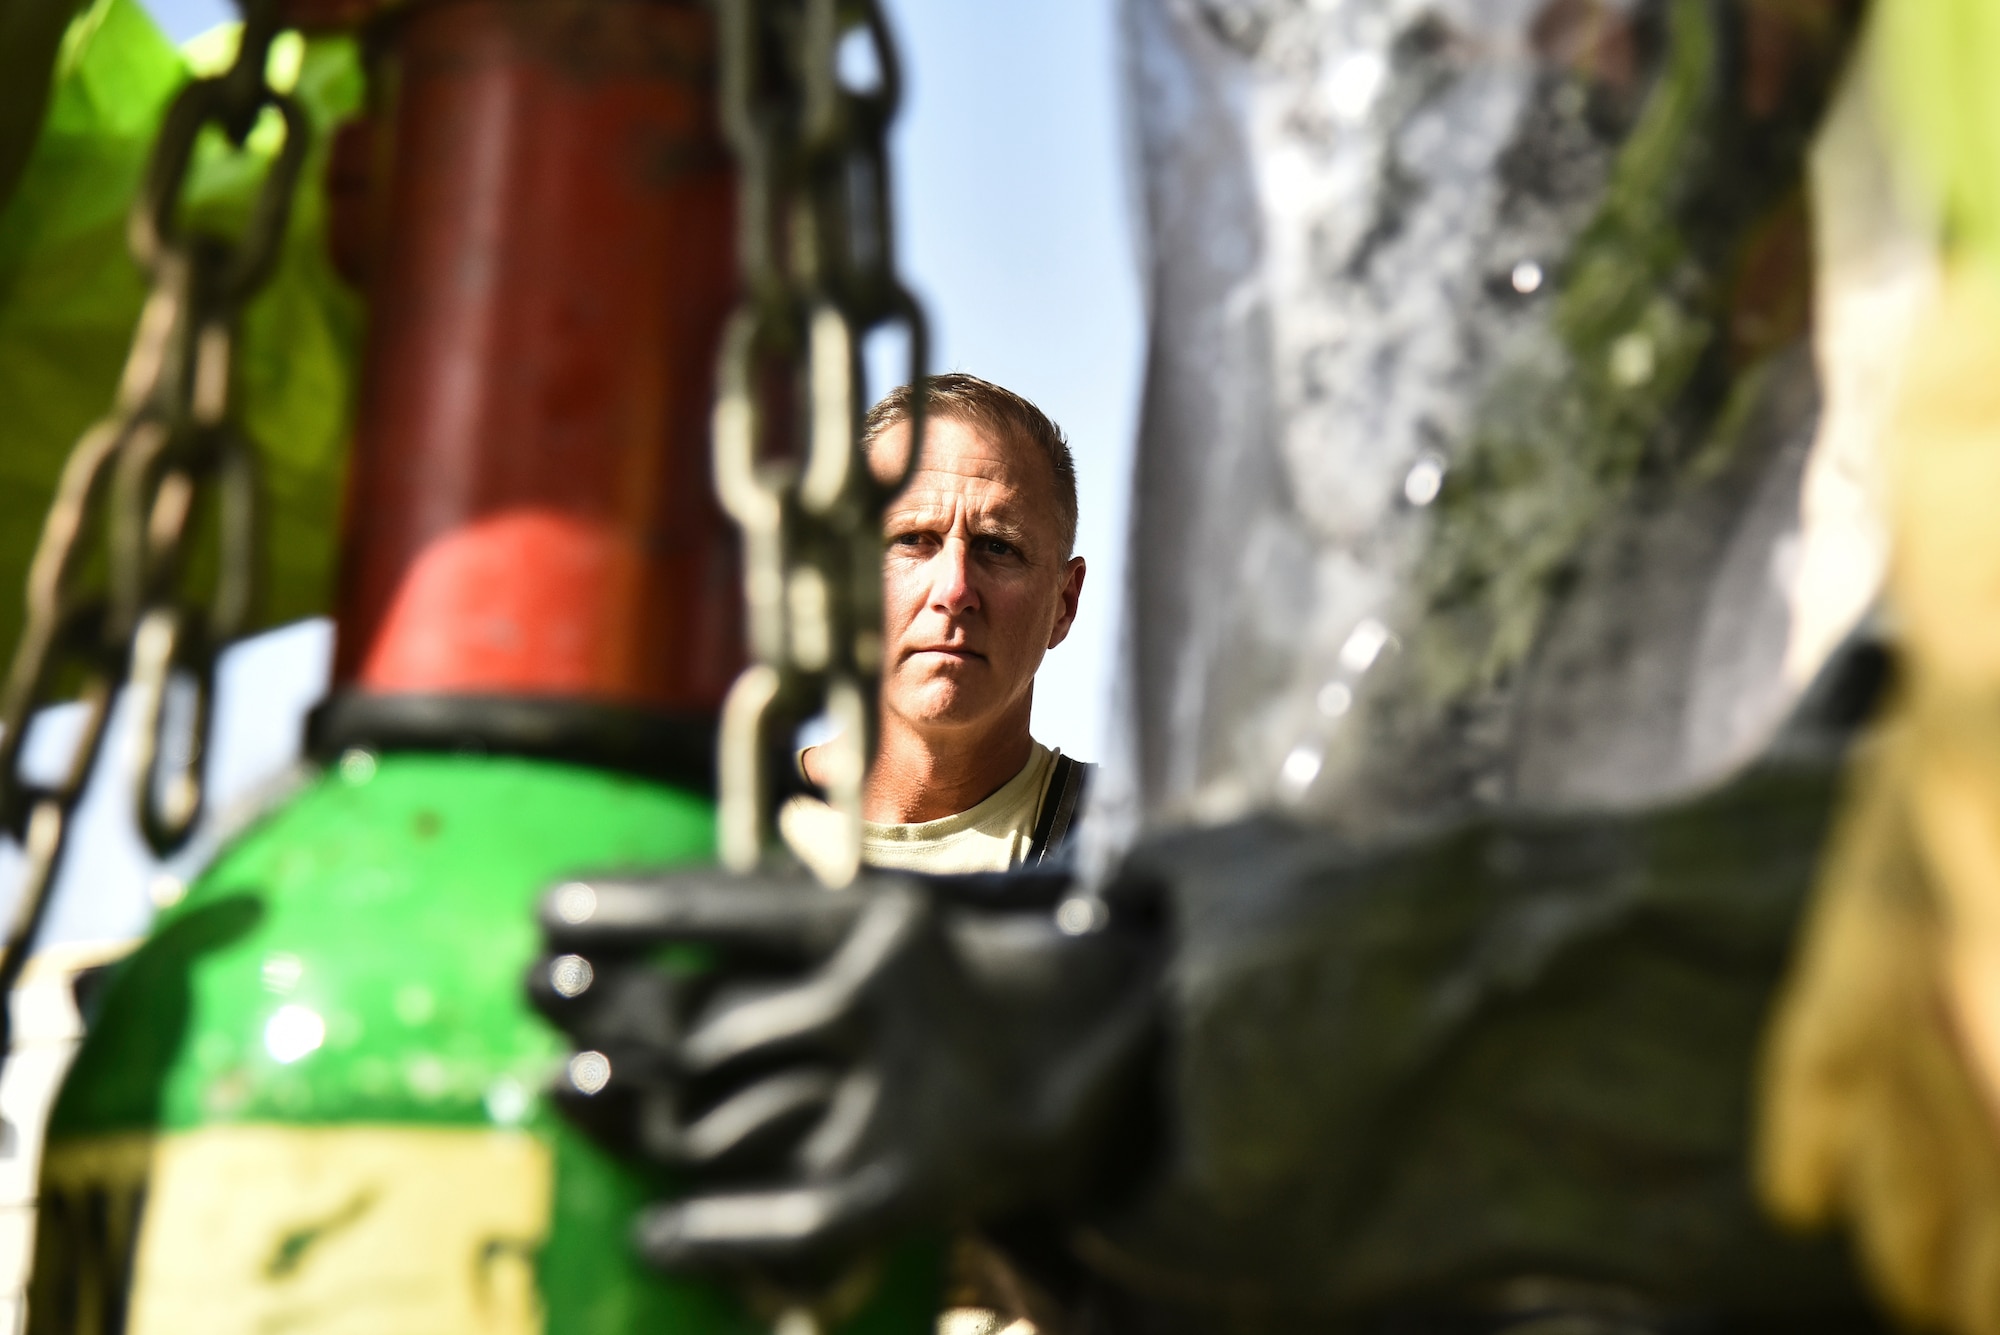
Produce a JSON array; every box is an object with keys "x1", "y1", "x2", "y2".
[{"x1": 35, "y1": 1126, "x2": 551, "y2": 1335}]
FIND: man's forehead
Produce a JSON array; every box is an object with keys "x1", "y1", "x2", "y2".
[
  {"x1": 872, "y1": 416, "x2": 1058, "y2": 510},
  {"x1": 884, "y1": 471, "x2": 1035, "y2": 533}
]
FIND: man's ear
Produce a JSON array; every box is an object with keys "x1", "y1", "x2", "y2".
[{"x1": 1047, "y1": 556, "x2": 1087, "y2": 650}]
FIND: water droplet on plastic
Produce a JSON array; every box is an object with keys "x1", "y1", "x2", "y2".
[
  {"x1": 1339, "y1": 618, "x2": 1395, "y2": 673},
  {"x1": 1403, "y1": 454, "x2": 1445, "y2": 507},
  {"x1": 569, "y1": 1050, "x2": 612, "y2": 1096},
  {"x1": 1055, "y1": 898, "x2": 1104, "y2": 936},
  {"x1": 1325, "y1": 51, "x2": 1386, "y2": 123},
  {"x1": 338, "y1": 749, "x2": 377, "y2": 785},
  {"x1": 550, "y1": 954, "x2": 594, "y2": 998},
  {"x1": 1281, "y1": 745, "x2": 1324, "y2": 792},
  {"x1": 553, "y1": 882, "x2": 597, "y2": 925}
]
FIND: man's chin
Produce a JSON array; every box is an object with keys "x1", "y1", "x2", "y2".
[{"x1": 887, "y1": 683, "x2": 1002, "y2": 732}]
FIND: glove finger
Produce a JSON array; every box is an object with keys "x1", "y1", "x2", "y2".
[
  {"x1": 682, "y1": 887, "x2": 925, "y2": 1072},
  {"x1": 659, "y1": 1068, "x2": 840, "y2": 1168},
  {"x1": 547, "y1": 1045, "x2": 671, "y2": 1155},
  {"x1": 527, "y1": 953, "x2": 686, "y2": 1052},
  {"x1": 633, "y1": 1163, "x2": 903, "y2": 1269},
  {"x1": 794, "y1": 1066, "x2": 883, "y2": 1178},
  {"x1": 539, "y1": 873, "x2": 864, "y2": 958}
]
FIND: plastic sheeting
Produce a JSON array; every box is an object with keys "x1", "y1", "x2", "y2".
[
  {"x1": 1112, "y1": 0, "x2": 1874, "y2": 845},
  {"x1": 0, "y1": 0, "x2": 362, "y2": 658}
]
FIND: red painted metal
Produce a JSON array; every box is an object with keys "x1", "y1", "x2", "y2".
[{"x1": 332, "y1": 0, "x2": 741, "y2": 713}]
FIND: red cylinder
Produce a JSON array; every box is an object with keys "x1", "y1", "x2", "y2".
[{"x1": 334, "y1": 0, "x2": 741, "y2": 715}]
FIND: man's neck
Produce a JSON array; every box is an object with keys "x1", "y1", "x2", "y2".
[{"x1": 834, "y1": 704, "x2": 1037, "y2": 825}]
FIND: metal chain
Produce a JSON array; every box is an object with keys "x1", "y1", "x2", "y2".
[
  {"x1": 0, "y1": 1, "x2": 305, "y2": 1041},
  {"x1": 714, "y1": 0, "x2": 926, "y2": 885}
]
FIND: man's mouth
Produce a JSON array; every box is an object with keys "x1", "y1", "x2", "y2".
[{"x1": 909, "y1": 646, "x2": 985, "y2": 663}]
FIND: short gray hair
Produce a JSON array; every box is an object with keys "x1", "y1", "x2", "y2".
[{"x1": 862, "y1": 372, "x2": 1079, "y2": 558}]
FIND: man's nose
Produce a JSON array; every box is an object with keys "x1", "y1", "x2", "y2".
[{"x1": 926, "y1": 540, "x2": 978, "y2": 616}]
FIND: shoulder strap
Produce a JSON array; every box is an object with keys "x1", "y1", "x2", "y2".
[{"x1": 1028, "y1": 755, "x2": 1093, "y2": 866}]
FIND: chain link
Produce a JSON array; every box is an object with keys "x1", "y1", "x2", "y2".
[
  {"x1": 714, "y1": 0, "x2": 926, "y2": 885},
  {"x1": 0, "y1": 2, "x2": 305, "y2": 1034}
]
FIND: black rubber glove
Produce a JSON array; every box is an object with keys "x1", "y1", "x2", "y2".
[{"x1": 528, "y1": 866, "x2": 1163, "y2": 1272}]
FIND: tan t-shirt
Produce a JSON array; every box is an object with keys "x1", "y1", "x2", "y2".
[{"x1": 778, "y1": 741, "x2": 1060, "y2": 882}]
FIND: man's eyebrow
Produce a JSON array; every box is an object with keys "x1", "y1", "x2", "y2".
[
  {"x1": 884, "y1": 505, "x2": 1034, "y2": 546},
  {"x1": 969, "y1": 515, "x2": 1031, "y2": 544}
]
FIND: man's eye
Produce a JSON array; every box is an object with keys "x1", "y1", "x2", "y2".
[
  {"x1": 978, "y1": 538, "x2": 1018, "y2": 558},
  {"x1": 890, "y1": 532, "x2": 926, "y2": 547}
]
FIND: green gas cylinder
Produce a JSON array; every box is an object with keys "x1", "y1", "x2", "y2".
[
  {"x1": 5, "y1": 0, "x2": 940, "y2": 1320},
  {"x1": 26, "y1": 751, "x2": 937, "y2": 1334}
]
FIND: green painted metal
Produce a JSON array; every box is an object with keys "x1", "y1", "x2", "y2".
[{"x1": 42, "y1": 752, "x2": 937, "y2": 1334}]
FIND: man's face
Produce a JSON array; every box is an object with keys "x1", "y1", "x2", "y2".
[{"x1": 875, "y1": 415, "x2": 1085, "y2": 739}]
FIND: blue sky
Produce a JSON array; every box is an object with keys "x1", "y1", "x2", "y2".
[
  {"x1": 18, "y1": 0, "x2": 1143, "y2": 943},
  {"x1": 878, "y1": 0, "x2": 1144, "y2": 763}
]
